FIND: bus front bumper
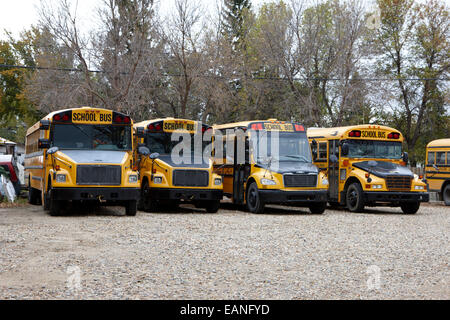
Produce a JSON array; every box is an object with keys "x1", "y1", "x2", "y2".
[
  {"x1": 258, "y1": 189, "x2": 327, "y2": 204},
  {"x1": 150, "y1": 188, "x2": 223, "y2": 201},
  {"x1": 52, "y1": 187, "x2": 140, "y2": 201},
  {"x1": 362, "y1": 191, "x2": 429, "y2": 203}
]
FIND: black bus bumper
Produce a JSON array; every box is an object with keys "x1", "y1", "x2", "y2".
[
  {"x1": 150, "y1": 188, "x2": 223, "y2": 201},
  {"x1": 258, "y1": 189, "x2": 327, "y2": 204},
  {"x1": 363, "y1": 191, "x2": 429, "y2": 203},
  {"x1": 52, "y1": 187, "x2": 140, "y2": 201}
]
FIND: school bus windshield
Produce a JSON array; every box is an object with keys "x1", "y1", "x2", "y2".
[
  {"x1": 51, "y1": 124, "x2": 132, "y2": 150},
  {"x1": 145, "y1": 132, "x2": 210, "y2": 155},
  {"x1": 346, "y1": 139, "x2": 402, "y2": 159},
  {"x1": 252, "y1": 131, "x2": 312, "y2": 163}
]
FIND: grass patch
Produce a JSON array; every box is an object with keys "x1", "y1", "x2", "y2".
[{"x1": 0, "y1": 195, "x2": 29, "y2": 208}]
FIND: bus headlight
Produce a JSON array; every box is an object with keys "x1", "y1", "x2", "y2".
[
  {"x1": 128, "y1": 175, "x2": 138, "y2": 183},
  {"x1": 261, "y1": 178, "x2": 276, "y2": 185},
  {"x1": 322, "y1": 178, "x2": 329, "y2": 186},
  {"x1": 153, "y1": 176, "x2": 162, "y2": 184},
  {"x1": 414, "y1": 185, "x2": 424, "y2": 190},
  {"x1": 214, "y1": 178, "x2": 222, "y2": 185},
  {"x1": 372, "y1": 184, "x2": 383, "y2": 189},
  {"x1": 55, "y1": 174, "x2": 66, "y2": 183}
]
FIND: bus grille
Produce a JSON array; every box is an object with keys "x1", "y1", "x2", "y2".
[
  {"x1": 173, "y1": 170, "x2": 209, "y2": 187},
  {"x1": 283, "y1": 174, "x2": 317, "y2": 188},
  {"x1": 76, "y1": 165, "x2": 121, "y2": 185},
  {"x1": 386, "y1": 176, "x2": 412, "y2": 191}
]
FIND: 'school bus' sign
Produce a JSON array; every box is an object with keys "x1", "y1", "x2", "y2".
[{"x1": 72, "y1": 110, "x2": 113, "y2": 124}]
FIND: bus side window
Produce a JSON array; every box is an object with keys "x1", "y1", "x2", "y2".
[
  {"x1": 436, "y1": 152, "x2": 445, "y2": 165},
  {"x1": 447, "y1": 152, "x2": 449, "y2": 165},
  {"x1": 427, "y1": 152, "x2": 435, "y2": 165},
  {"x1": 318, "y1": 142, "x2": 327, "y2": 160}
]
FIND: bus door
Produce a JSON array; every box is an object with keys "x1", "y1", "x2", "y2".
[
  {"x1": 328, "y1": 139, "x2": 340, "y2": 201},
  {"x1": 232, "y1": 136, "x2": 251, "y2": 205}
]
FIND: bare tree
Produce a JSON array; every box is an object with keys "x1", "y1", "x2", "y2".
[
  {"x1": 158, "y1": 0, "x2": 206, "y2": 119},
  {"x1": 27, "y1": 0, "x2": 161, "y2": 118}
]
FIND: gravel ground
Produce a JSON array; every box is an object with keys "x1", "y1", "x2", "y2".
[{"x1": 0, "y1": 201, "x2": 448, "y2": 300}]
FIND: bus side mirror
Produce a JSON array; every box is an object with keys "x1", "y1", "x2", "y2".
[
  {"x1": 402, "y1": 152, "x2": 408, "y2": 164},
  {"x1": 136, "y1": 127, "x2": 145, "y2": 138},
  {"x1": 341, "y1": 143, "x2": 349, "y2": 156},
  {"x1": 38, "y1": 139, "x2": 51, "y2": 149},
  {"x1": 330, "y1": 154, "x2": 338, "y2": 163},
  {"x1": 40, "y1": 120, "x2": 50, "y2": 130},
  {"x1": 149, "y1": 152, "x2": 160, "y2": 160},
  {"x1": 138, "y1": 146, "x2": 150, "y2": 156},
  {"x1": 47, "y1": 147, "x2": 59, "y2": 155},
  {"x1": 432, "y1": 164, "x2": 438, "y2": 171},
  {"x1": 311, "y1": 140, "x2": 318, "y2": 160}
]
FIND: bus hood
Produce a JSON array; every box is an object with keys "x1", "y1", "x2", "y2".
[
  {"x1": 156, "y1": 154, "x2": 210, "y2": 168},
  {"x1": 352, "y1": 161, "x2": 413, "y2": 178},
  {"x1": 256, "y1": 161, "x2": 318, "y2": 174},
  {"x1": 61, "y1": 150, "x2": 127, "y2": 164}
]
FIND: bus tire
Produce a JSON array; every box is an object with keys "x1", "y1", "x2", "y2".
[
  {"x1": 400, "y1": 201, "x2": 420, "y2": 214},
  {"x1": 205, "y1": 200, "x2": 220, "y2": 213},
  {"x1": 246, "y1": 182, "x2": 265, "y2": 214},
  {"x1": 346, "y1": 183, "x2": 365, "y2": 212},
  {"x1": 125, "y1": 200, "x2": 137, "y2": 216},
  {"x1": 309, "y1": 202, "x2": 326, "y2": 214},
  {"x1": 443, "y1": 184, "x2": 450, "y2": 206},
  {"x1": 141, "y1": 180, "x2": 158, "y2": 212},
  {"x1": 49, "y1": 198, "x2": 62, "y2": 216}
]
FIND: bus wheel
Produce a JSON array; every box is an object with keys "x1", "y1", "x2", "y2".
[
  {"x1": 309, "y1": 202, "x2": 326, "y2": 214},
  {"x1": 125, "y1": 200, "x2": 137, "y2": 216},
  {"x1": 400, "y1": 202, "x2": 420, "y2": 214},
  {"x1": 443, "y1": 184, "x2": 450, "y2": 206},
  {"x1": 205, "y1": 200, "x2": 220, "y2": 213},
  {"x1": 346, "y1": 183, "x2": 365, "y2": 212},
  {"x1": 246, "y1": 182, "x2": 265, "y2": 214},
  {"x1": 142, "y1": 180, "x2": 158, "y2": 212}
]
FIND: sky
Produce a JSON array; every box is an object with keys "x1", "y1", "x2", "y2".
[
  {"x1": 1, "y1": 0, "x2": 448, "y2": 40},
  {"x1": 0, "y1": 0, "x2": 271, "y2": 40}
]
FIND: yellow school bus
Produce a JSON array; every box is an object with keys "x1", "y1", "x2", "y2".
[
  {"x1": 425, "y1": 138, "x2": 450, "y2": 205},
  {"x1": 307, "y1": 125, "x2": 429, "y2": 214},
  {"x1": 25, "y1": 107, "x2": 140, "y2": 216},
  {"x1": 213, "y1": 119, "x2": 328, "y2": 214},
  {"x1": 133, "y1": 118, "x2": 223, "y2": 213}
]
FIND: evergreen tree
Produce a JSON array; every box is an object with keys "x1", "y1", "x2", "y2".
[{"x1": 222, "y1": 0, "x2": 252, "y2": 50}]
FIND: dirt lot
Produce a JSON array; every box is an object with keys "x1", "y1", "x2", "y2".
[{"x1": 0, "y1": 202, "x2": 448, "y2": 299}]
